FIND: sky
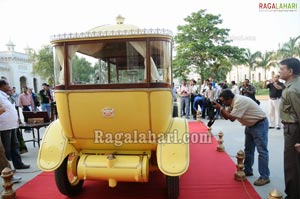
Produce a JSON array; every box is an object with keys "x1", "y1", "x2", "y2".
[{"x1": 0, "y1": 0, "x2": 299, "y2": 54}]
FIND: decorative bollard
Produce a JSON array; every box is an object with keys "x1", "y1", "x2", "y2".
[
  {"x1": 267, "y1": 189, "x2": 283, "y2": 199},
  {"x1": 1, "y1": 167, "x2": 16, "y2": 199},
  {"x1": 234, "y1": 150, "x2": 246, "y2": 181},
  {"x1": 216, "y1": 131, "x2": 225, "y2": 152}
]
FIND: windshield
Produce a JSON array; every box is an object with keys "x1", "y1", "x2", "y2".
[{"x1": 53, "y1": 39, "x2": 172, "y2": 86}]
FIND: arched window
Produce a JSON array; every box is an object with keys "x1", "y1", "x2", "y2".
[{"x1": 19, "y1": 76, "x2": 27, "y2": 92}]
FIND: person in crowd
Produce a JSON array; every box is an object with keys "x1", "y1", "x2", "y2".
[
  {"x1": 12, "y1": 86, "x2": 19, "y2": 109},
  {"x1": 0, "y1": 79, "x2": 30, "y2": 171},
  {"x1": 200, "y1": 79, "x2": 209, "y2": 96},
  {"x1": 208, "y1": 76, "x2": 216, "y2": 88},
  {"x1": 231, "y1": 80, "x2": 240, "y2": 95},
  {"x1": 0, "y1": 102, "x2": 22, "y2": 183},
  {"x1": 39, "y1": 83, "x2": 53, "y2": 117},
  {"x1": 18, "y1": 86, "x2": 35, "y2": 132},
  {"x1": 179, "y1": 79, "x2": 190, "y2": 118},
  {"x1": 223, "y1": 80, "x2": 228, "y2": 88},
  {"x1": 28, "y1": 88, "x2": 40, "y2": 112},
  {"x1": 190, "y1": 79, "x2": 198, "y2": 120},
  {"x1": 204, "y1": 82, "x2": 216, "y2": 120},
  {"x1": 214, "y1": 82, "x2": 224, "y2": 119},
  {"x1": 240, "y1": 79, "x2": 260, "y2": 105},
  {"x1": 192, "y1": 94, "x2": 204, "y2": 118},
  {"x1": 278, "y1": 58, "x2": 300, "y2": 199},
  {"x1": 6, "y1": 87, "x2": 17, "y2": 108},
  {"x1": 264, "y1": 75, "x2": 285, "y2": 130},
  {"x1": 221, "y1": 82, "x2": 228, "y2": 90},
  {"x1": 7, "y1": 87, "x2": 28, "y2": 154},
  {"x1": 200, "y1": 79, "x2": 209, "y2": 119},
  {"x1": 213, "y1": 89, "x2": 270, "y2": 186},
  {"x1": 171, "y1": 82, "x2": 177, "y2": 102},
  {"x1": 171, "y1": 82, "x2": 178, "y2": 117},
  {"x1": 18, "y1": 86, "x2": 35, "y2": 112}
]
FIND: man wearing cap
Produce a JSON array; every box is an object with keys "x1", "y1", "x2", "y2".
[{"x1": 39, "y1": 83, "x2": 52, "y2": 117}]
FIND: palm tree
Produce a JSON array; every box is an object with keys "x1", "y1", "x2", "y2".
[
  {"x1": 243, "y1": 49, "x2": 260, "y2": 82},
  {"x1": 278, "y1": 35, "x2": 300, "y2": 58},
  {"x1": 256, "y1": 51, "x2": 277, "y2": 81}
]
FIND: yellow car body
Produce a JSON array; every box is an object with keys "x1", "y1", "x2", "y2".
[{"x1": 37, "y1": 16, "x2": 189, "y2": 198}]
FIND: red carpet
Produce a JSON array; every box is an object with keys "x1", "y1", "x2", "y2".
[{"x1": 17, "y1": 122, "x2": 261, "y2": 199}]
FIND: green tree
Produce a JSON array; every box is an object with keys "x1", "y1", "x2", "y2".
[
  {"x1": 172, "y1": 57, "x2": 191, "y2": 81},
  {"x1": 72, "y1": 55, "x2": 94, "y2": 83},
  {"x1": 173, "y1": 9, "x2": 245, "y2": 82},
  {"x1": 31, "y1": 45, "x2": 54, "y2": 85}
]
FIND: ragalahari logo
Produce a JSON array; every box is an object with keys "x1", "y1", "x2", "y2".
[{"x1": 259, "y1": 2, "x2": 298, "y2": 12}]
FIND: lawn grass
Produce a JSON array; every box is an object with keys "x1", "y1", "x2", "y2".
[{"x1": 256, "y1": 89, "x2": 269, "y2": 96}]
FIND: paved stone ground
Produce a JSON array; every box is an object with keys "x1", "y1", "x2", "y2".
[{"x1": 2, "y1": 98, "x2": 286, "y2": 199}]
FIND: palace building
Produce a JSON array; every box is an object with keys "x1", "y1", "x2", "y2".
[
  {"x1": 0, "y1": 40, "x2": 43, "y2": 93},
  {"x1": 226, "y1": 64, "x2": 281, "y2": 83}
]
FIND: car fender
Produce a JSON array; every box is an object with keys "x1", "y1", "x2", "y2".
[
  {"x1": 37, "y1": 120, "x2": 77, "y2": 171},
  {"x1": 157, "y1": 118, "x2": 189, "y2": 176}
]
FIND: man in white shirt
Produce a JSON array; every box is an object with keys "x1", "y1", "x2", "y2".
[
  {"x1": 205, "y1": 83, "x2": 216, "y2": 120},
  {"x1": 0, "y1": 79, "x2": 30, "y2": 170},
  {"x1": 231, "y1": 81, "x2": 240, "y2": 95}
]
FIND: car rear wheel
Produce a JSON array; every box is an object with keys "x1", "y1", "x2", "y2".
[
  {"x1": 166, "y1": 175, "x2": 179, "y2": 199},
  {"x1": 55, "y1": 153, "x2": 84, "y2": 196}
]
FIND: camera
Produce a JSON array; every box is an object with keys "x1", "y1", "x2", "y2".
[{"x1": 211, "y1": 98, "x2": 221, "y2": 105}]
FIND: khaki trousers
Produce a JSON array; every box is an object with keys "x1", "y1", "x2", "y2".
[{"x1": 284, "y1": 123, "x2": 300, "y2": 199}]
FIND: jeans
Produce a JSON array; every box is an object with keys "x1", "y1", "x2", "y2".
[
  {"x1": 0, "y1": 129, "x2": 24, "y2": 168},
  {"x1": 180, "y1": 96, "x2": 190, "y2": 117},
  {"x1": 41, "y1": 103, "x2": 51, "y2": 117},
  {"x1": 244, "y1": 118, "x2": 270, "y2": 179},
  {"x1": 190, "y1": 94, "x2": 196, "y2": 117}
]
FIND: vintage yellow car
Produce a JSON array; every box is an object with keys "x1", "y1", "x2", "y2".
[{"x1": 37, "y1": 16, "x2": 189, "y2": 199}]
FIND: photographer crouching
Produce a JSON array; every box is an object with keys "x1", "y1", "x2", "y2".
[{"x1": 212, "y1": 88, "x2": 270, "y2": 186}]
